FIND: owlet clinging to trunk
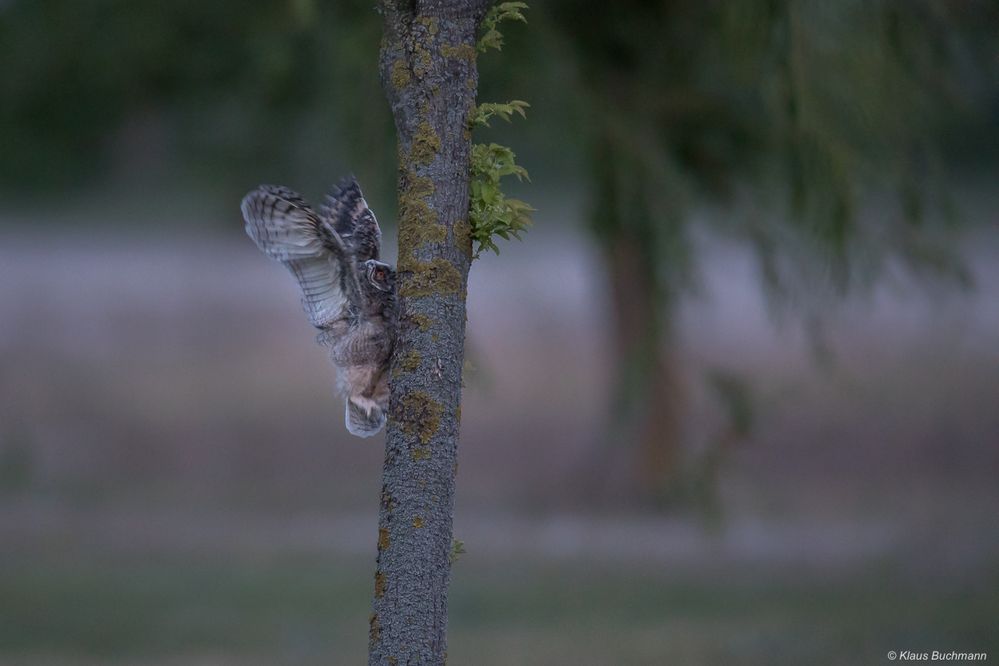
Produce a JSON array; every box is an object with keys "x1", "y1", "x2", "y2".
[{"x1": 241, "y1": 177, "x2": 398, "y2": 437}]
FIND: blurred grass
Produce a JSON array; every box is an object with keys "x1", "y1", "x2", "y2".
[{"x1": 2, "y1": 551, "x2": 997, "y2": 665}]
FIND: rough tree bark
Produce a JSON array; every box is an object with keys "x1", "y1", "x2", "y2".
[{"x1": 369, "y1": 1, "x2": 489, "y2": 664}]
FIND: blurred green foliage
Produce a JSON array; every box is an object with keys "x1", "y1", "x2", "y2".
[
  {"x1": 3, "y1": 0, "x2": 995, "y2": 238},
  {"x1": 0, "y1": 0, "x2": 392, "y2": 200},
  {"x1": 541, "y1": 0, "x2": 999, "y2": 301}
]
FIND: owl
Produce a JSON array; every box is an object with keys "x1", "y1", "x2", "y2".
[{"x1": 241, "y1": 177, "x2": 398, "y2": 437}]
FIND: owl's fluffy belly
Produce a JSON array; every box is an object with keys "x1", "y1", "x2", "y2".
[
  {"x1": 326, "y1": 319, "x2": 392, "y2": 409},
  {"x1": 327, "y1": 319, "x2": 392, "y2": 367},
  {"x1": 340, "y1": 363, "x2": 390, "y2": 403}
]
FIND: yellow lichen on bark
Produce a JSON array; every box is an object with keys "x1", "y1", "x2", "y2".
[
  {"x1": 393, "y1": 350, "x2": 422, "y2": 378},
  {"x1": 397, "y1": 172, "x2": 439, "y2": 271},
  {"x1": 415, "y1": 16, "x2": 439, "y2": 36},
  {"x1": 410, "y1": 121, "x2": 441, "y2": 166},
  {"x1": 398, "y1": 214, "x2": 446, "y2": 268},
  {"x1": 399, "y1": 391, "x2": 443, "y2": 444},
  {"x1": 452, "y1": 218, "x2": 473, "y2": 257},
  {"x1": 409, "y1": 313, "x2": 433, "y2": 331},
  {"x1": 399, "y1": 172, "x2": 435, "y2": 212},
  {"x1": 441, "y1": 43, "x2": 477, "y2": 61},
  {"x1": 400, "y1": 258, "x2": 462, "y2": 298},
  {"x1": 400, "y1": 350, "x2": 422, "y2": 372},
  {"x1": 390, "y1": 58, "x2": 411, "y2": 89}
]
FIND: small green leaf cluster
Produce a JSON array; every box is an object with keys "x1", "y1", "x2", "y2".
[
  {"x1": 477, "y1": 2, "x2": 528, "y2": 52},
  {"x1": 469, "y1": 3, "x2": 532, "y2": 259},
  {"x1": 469, "y1": 142, "x2": 534, "y2": 257},
  {"x1": 470, "y1": 100, "x2": 530, "y2": 128},
  {"x1": 449, "y1": 538, "x2": 466, "y2": 563}
]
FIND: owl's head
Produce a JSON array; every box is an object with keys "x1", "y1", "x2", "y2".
[{"x1": 364, "y1": 259, "x2": 396, "y2": 293}]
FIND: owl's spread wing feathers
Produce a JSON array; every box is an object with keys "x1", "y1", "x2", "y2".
[
  {"x1": 321, "y1": 176, "x2": 382, "y2": 262},
  {"x1": 241, "y1": 185, "x2": 351, "y2": 328},
  {"x1": 241, "y1": 185, "x2": 324, "y2": 260}
]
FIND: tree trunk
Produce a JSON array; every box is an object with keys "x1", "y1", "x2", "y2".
[
  {"x1": 588, "y1": 133, "x2": 686, "y2": 503},
  {"x1": 369, "y1": 2, "x2": 488, "y2": 664},
  {"x1": 605, "y1": 235, "x2": 685, "y2": 500}
]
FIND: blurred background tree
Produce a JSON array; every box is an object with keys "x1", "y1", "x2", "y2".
[
  {"x1": 1, "y1": 0, "x2": 997, "y2": 505},
  {"x1": 536, "y1": 0, "x2": 999, "y2": 503}
]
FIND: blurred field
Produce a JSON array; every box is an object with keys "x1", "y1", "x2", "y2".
[
  {"x1": 1, "y1": 212, "x2": 997, "y2": 664},
  {"x1": 2, "y1": 552, "x2": 997, "y2": 665}
]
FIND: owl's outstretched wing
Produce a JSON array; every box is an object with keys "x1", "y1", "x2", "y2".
[
  {"x1": 320, "y1": 176, "x2": 382, "y2": 262},
  {"x1": 242, "y1": 185, "x2": 355, "y2": 328}
]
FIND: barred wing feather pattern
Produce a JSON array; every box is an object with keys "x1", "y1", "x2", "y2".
[
  {"x1": 320, "y1": 177, "x2": 382, "y2": 263},
  {"x1": 241, "y1": 178, "x2": 397, "y2": 437},
  {"x1": 241, "y1": 185, "x2": 348, "y2": 328}
]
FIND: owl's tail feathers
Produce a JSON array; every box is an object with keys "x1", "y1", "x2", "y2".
[{"x1": 345, "y1": 396, "x2": 386, "y2": 438}]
